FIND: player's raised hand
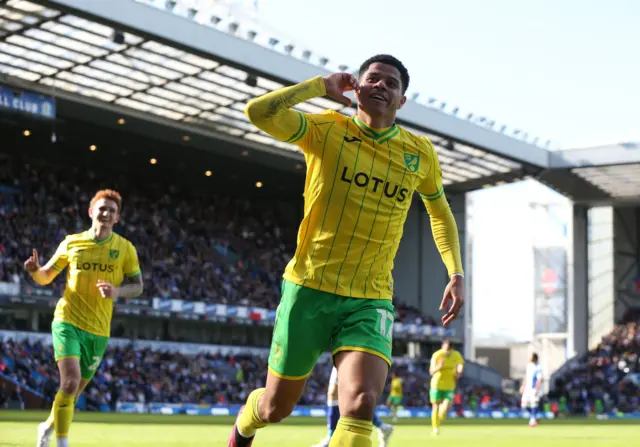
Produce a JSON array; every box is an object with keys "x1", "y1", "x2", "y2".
[
  {"x1": 24, "y1": 249, "x2": 41, "y2": 273},
  {"x1": 440, "y1": 275, "x2": 464, "y2": 327},
  {"x1": 97, "y1": 280, "x2": 119, "y2": 299},
  {"x1": 323, "y1": 72, "x2": 359, "y2": 107}
]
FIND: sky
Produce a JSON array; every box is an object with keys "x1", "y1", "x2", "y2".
[
  {"x1": 248, "y1": 0, "x2": 636, "y2": 343},
  {"x1": 151, "y1": 0, "x2": 637, "y2": 343},
  {"x1": 253, "y1": 0, "x2": 640, "y2": 150}
]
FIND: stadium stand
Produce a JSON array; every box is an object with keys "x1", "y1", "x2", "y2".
[
  {"x1": 0, "y1": 154, "x2": 432, "y2": 322},
  {"x1": 548, "y1": 308, "x2": 640, "y2": 415},
  {"x1": 0, "y1": 337, "x2": 514, "y2": 412}
]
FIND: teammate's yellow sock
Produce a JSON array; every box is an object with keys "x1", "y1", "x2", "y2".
[
  {"x1": 439, "y1": 405, "x2": 448, "y2": 422},
  {"x1": 53, "y1": 391, "x2": 75, "y2": 438},
  {"x1": 237, "y1": 388, "x2": 268, "y2": 438},
  {"x1": 329, "y1": 417, "x2": 372, "y2": 447},
  {"x1": 432, "y1": 407, "x2": 440, "y2": 431},
  {"x1": 45, "y1": 393, "x2": 80, "y2": 428}
]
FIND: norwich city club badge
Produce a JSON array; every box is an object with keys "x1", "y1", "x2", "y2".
[
  {"x1": 403, "y1": 153, "x2": 420, "y2": 173},
  {"x1": 109, "y1": 249, "x2": 120, "y2": 260}
]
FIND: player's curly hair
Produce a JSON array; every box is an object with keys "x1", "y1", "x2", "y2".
[
  {"x1": 90, "y1": 189, "x2": 122, "y2": 213},
  {"x1": 358, "y1": 54, "x2": 410, "y2": 94}
]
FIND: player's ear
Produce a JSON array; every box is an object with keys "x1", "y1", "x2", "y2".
[
  {"x1": 114, "y1": 213, "x2": 120, "y2": 224},
  {"x1": 88, "y1": 207, "x2": 93, "y2": 219},
  {"x1": 397, "y1": 95, "x2": 407, "y2": 110}
]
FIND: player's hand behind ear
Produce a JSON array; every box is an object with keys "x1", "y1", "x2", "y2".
[{"x1": 323, "y1": 73, "x2": 359, "y2": 107}]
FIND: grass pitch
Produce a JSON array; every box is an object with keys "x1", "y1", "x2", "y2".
[{"x1": 0, "y1": 411, "x2": 636, "y2": 447}]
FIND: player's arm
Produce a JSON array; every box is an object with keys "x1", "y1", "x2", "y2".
[
  {"x1": 534, "y1": 371, "x2": 543, "y2": 393},
  {"x1": 416, "y1": 139, "x2": 464, "y2": 278},
  {"x1": 119, "y1": 242, "x2": 143, "y2": 298},
  {"x1": 24, "y1": 239, "x2": 69, "y2": 286},
  {"x1": 455, "y1": 353, "x2": 465, "y2": 379},
  {"x1": 97, "y1": 242, "x2": 143, "y2": 299},
  {"x1": 115, "y1": 273, "x2": 143, "y2": 299},
  {"x1": 244, "y1": 76, "x2": 327, "y2": 145},
  {"x1": 429, "y1": 354, "x2": 443, "y2": 376}
]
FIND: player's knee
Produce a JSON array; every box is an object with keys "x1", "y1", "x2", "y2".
[
  {"x1": 341, "y1": 389, "x2": 378, "y2": 419},
  {"x1": 260, "y1": 394, "x2": 295, "y2": 423},
  {"x1": 59, "y1": 376, "x2": 80, "y2": 395}
]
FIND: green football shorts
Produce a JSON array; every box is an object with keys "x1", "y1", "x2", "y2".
[
  {"x1": 268, "y1": 280, "x2": 395, "y2": 379},
  {"x1": 430, "y1": 388, "x2": 455, "y2": 403},
  {"x1": 51, "y1": 321, "x2": 110, "y2": 380},
  {"x1": 388, "y1": 395, "x2": 403, "y2": 406}
]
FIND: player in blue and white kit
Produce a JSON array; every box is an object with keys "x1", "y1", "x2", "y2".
[
  {"x1": 312, "y1": 366, "x2": 394, "y2": 447},
  {"x1": 520, "y1": 352, "x2": 543, "y2": 427}
]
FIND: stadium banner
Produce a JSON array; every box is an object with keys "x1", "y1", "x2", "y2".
[
  {"x1": 116, "y1": 402, "x2": 565, "y2": 420},
  {"x1": 0, "y1": 281, "x2": 20, "y2": 297},
  {"x1": 116, "y1": 402, "x2": 640, "y2": 420},
  {"x1": 533, "y1": 247, "x2": 567, "y2": 334},
  {"x1": 150, "y1": 297, "x2": 455, "y2": 340},
  {"x1": 9, "y1": 285, "x2": 455, "y2": 339},
  {"x1": 0, "y1": 84, "x2": 56, "y2": 119}
]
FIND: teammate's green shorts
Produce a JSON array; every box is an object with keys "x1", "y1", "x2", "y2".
[
  {"x1": 388, "y1": 395, "x2": 403, "y2": 406},
  {"x1": 51, "y1": 321, "x2": 110, "y2": 380},
  {"x1": 268, "y1": 280, "x2": 395, "y2": 379},
  {"x1": 430, "y1": 388, "x2": 455, "y2": 403}
]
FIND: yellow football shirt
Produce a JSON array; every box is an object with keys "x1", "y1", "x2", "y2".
[
  {"x1": 47, "y1": 230, "x2": 141, "y2": 337},
  {"x1": 390, "y1": 377, "x2": 404, "y2": 397},
  {"x1": 430, "y1": 349, "x2": 464, "y2": 390},
  {"x1": 245, "y1": 76, "x2": 463, "y2": 299}
]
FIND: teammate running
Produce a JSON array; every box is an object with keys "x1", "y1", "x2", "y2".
[
  {"x1": 25, "y1": 190, "x2": 143, "y2": 447},
  {"x1": 311, "y1": 366, "x2": 394, "y2": 447},
  {"x1": 228, "y1": 54, "x2": 464, "y2": 447},
  {"x1": 429, "y1": 339, "x2": 464, "y2": 435},
  {"x1": 520, "y1": 352, "x2": 543, "y2": 427},
  {"x1": 386, "y1": 371, "x2": 403, "y2": 423}
]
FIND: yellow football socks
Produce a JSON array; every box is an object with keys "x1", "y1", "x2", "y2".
[
  {"x1": 53, "y1": 391, "x2": 75, "y2": 438},
  {"x1": 329, "y1": 417, "x2": 373, "y2": 447},
  {"x1": 432, "y1": 406, "x2": 441, "y2": 431},
  {"x1": 237, "y1": 388, "x2": 268, "y2": 438}
]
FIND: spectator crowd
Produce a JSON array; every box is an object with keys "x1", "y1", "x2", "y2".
[
  {"x1": 548, "y1": 308, "x2": 640, "y2": 415},
  {"x1": 0, "y1": 155, "x2": 432, "y2": 322},
  {"x1": 0, "y1": 338, "x2": 514, "y2": 412}
]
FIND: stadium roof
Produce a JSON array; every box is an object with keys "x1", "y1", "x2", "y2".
[
  {"x1": 540, "y1": 142, "x2": 640, "y2": 204},
  {"x1": 0, "y1": 0, "x2": 638, "y2": 203}
]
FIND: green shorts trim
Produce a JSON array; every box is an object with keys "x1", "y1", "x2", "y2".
[
  {"x1": 51, "y1": 321, "x2": 109, "y2": 380},
  {"x1": 388, "y1": 395, "x2": 403, "y2": 406},
  {"x1": 268, "y1": 280, "x2": 395, "y2": 379},
  {"x1": 430, "y1": 388, "x2": 455, "y2": 403}
]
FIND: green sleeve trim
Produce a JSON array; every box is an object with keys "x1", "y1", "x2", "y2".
[
  {"x1": 125, "y1": 269, "x2": 141, "y2": 279},
  {"x1": 285, "y1": 112, "x2": 308, "y2": 143},
  {"x1": 419, "y1": 186, "x2": 444, "y2": 201}
]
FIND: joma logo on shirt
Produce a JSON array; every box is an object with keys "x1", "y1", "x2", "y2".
[
  {"x1": 75, "y1": 262, "x2": 115, "y2": 273},
  {"x1": 340, "y1": 167, "x2": 409, "y2": 202}
]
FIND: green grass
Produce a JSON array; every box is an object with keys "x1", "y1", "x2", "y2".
[{"x1": 0, "y1": 411, "x2": 637, "y2": 447}]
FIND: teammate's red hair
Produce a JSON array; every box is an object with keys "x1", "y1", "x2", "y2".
[{"x1": 90, "y1": 189, "x2": 122, "y2": 213}]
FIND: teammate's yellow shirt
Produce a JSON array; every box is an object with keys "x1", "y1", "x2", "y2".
[
  {"x1": 430, "y1": 349, "x2": 464, "y2": 390},
  {"x1": 47, "y1": 230, "x2": 141, "y2": 337},
  {"x1": 245, "y1": 76, "x2": 463, "y2": 299},
  {"x1": 390, "y1": 377, "x2": 404, "y2": 397}
]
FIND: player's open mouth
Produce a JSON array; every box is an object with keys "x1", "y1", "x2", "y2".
[{"x1": 370, "y1": 93, "x2": 386, "y2": 103}]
